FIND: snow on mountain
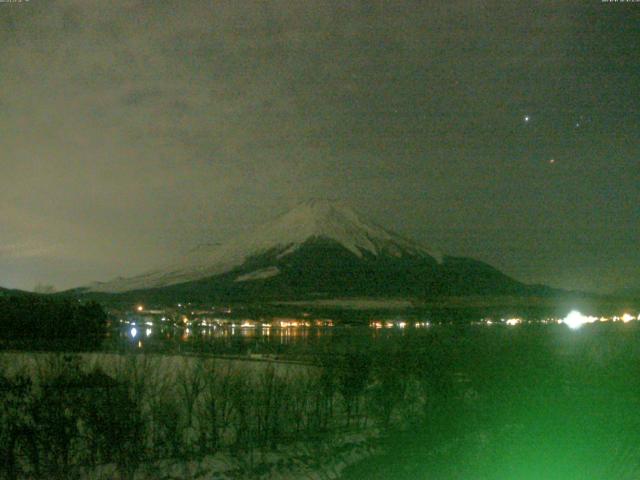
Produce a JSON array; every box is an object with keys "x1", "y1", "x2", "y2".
[
  {"x1": 88, "y1": 200, "x2": 441, "y2": 293},
  {"x1": 234, "y1": 266, "x2": 281, "y2": 282}
]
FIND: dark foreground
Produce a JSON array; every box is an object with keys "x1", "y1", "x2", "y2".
[
  {"x1": 343, "y1": 323, "x2": 640, "y2": 479},
  {"x1": 2, "y1": 321, "x2": 640, "y2": 479}
]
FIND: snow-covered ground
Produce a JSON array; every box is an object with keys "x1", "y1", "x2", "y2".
[
  {"x1": 0, "y1": 351, "x2": 310, "y2": 382},
  {"x1": 0, "y1": 351, "x2": 388, "y2": 480},
  {"x1": 274, "y1": 298, "x2": 415, "y2": 310},
  {"x1": 80, "y1": 430, "x2": 380, "y2": 480}
]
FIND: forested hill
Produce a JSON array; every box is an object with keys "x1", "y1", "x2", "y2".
[{"x1": 0, "y1": 293, "x2": 108, "y2": 346}]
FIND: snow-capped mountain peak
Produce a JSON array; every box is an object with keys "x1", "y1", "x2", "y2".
[
  {"x1": 258, "y1": 199, "x2": 437, "y2": 259},
  {"x1": 88, "y1": 200, "x2": 441, "y2": 293}
]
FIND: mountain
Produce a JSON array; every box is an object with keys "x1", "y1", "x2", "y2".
[
  {"x1": 613, "y1": 287, "x2": 640, "y2": 300},
  {"x1": 82, "y1": 200, "x2": 535, "y2": 302},
  {"x1": 0, "y1": 286, "x2": 31, "y2": 297}
]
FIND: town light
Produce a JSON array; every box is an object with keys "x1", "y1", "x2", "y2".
[{"x1": 562, "y1": 310, "x2": 597, "y2": 329}]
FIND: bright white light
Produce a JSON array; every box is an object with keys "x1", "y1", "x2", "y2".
[
  {"x1": 145, "y1": 328, "x2": 152, "y2": 337},
  {"x1": 562, "y1": 310, "x2": 597, "y2": 329},
  {"x1": 564, "y1": 311, "x2": 585, "y2": 329},
  {"x1": 505, "y1": 318, "x2": 521, "y2": 326},
  {"x1": 622, "y1": 313, "x2": 634, "y2": 323},
  {"x1": 130, "y1": 327, "x2": 138, "y2": 338},
  {"x1": 136, "y1": 305, "x2": 144, "y2": 312}
]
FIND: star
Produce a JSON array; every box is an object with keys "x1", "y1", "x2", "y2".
[
  {"x1": 549, "y1": 158, "x2": 556, "y2": 164},
  {"x1": 523, "y1": 115, "x2": 531, "y2": 123}
]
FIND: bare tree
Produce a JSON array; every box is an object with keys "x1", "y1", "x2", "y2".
[
  {"x1": 201, "y1": 360, "x2": 235, "y2": 454},
  {"x1": 175, "y1": 358, "x2": 207, "y2": 455}
]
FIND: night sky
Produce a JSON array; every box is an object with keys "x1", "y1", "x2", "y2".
[{"x1": 1, "y1": 1, "x2": 638, "y2": 293}]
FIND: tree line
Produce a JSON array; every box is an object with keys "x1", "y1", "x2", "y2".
[
  {"x1": 0, "y1": 295, "x2": 107, "y2": 346},
  {"x1": 0, "y1": 346, "x2": 450, "y2": 480}
]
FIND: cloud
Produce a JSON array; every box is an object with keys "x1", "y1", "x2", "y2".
[
  {"x1": 0, "y1": 242, "x2": 57, "y2": 259},
  {"x1": 0, "y1": 1, "x2": 636, "y2": 291}
]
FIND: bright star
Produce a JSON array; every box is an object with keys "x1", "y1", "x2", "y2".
[{"x1": 523, "y1": 115, "x2": 530, "y2": 123}]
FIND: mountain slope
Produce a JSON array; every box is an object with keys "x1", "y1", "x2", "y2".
[
  {"x1": 83, "y1": 200, "x2": 530, "y2": 301},
  {"x1": 88, "y1": 200, "x2": 441, "y2": 293},
  {"x1": 0, "y1": 286, "x2": 32, "y2": 297}
]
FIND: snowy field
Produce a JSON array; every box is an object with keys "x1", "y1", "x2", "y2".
[
  {"x1": 274, "y1": 298, "x2": 415, "y2": 310},
  {"x1": 0, "y1": 351, "x2": 392, "y2": 479},
  {"x1": 79, "y1": 430, "x2": 380, "y2": 480},
  {"x1": 0, "y1": 351, "x2": 311, "y2": 384}
]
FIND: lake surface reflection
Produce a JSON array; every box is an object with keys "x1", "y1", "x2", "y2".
[
  {"x1": 105, "y1": 323, "x2": 413, "y2": 358},
  {"x1": 102, "y1": 311, "x2": 640, "y2": 359}
]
